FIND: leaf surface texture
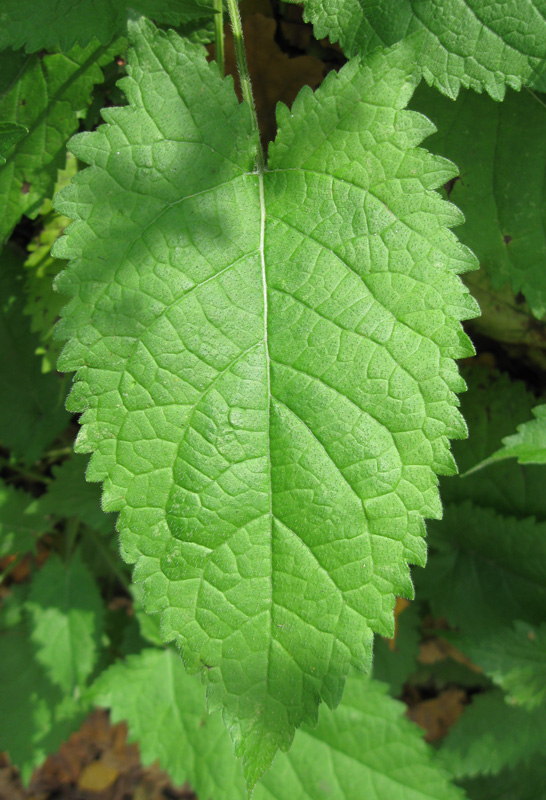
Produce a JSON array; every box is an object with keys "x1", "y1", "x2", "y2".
[
  {"x1": 54, "y1": 17, "x2": 477, "y2": 784},
  {"x1": 291, "y1": 0, "x2": 546, "y2": 98}
]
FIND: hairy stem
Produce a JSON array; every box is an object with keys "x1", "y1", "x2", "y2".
[
  {"x1": 213, "y1": 0, "x2": 225, "y2": 77},
  {"x1": 226, "y1": 0, "x2": 265, "y2": 171}
]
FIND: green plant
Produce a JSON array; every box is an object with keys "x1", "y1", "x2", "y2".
[{"x1": 1, "y1": 2, "x2": 546, "y2": 798}]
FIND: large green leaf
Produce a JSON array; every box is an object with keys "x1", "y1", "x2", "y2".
[
  {"x1": 93, "y1": 647, "x2": 464, "y2": 800},
  {"x1": 410, "y1": 85, "x2": 546, "y2": 318},
  {"x1": 0, "y1": 246, "x2": 69, "y2": 463},
  {"x1": 54, "y1": 17, "x2": 477, "y2": 785},
  {"x1": 440, "y1": 690, "x2": 546, "y2": 778},
  {"x1": 0, "y1": 42, "x2": 116, "y2": 244},
  {"x1": 290, "y1": 0, "x2": 546, "y2": 99},
  {"x1": 26, "y1": 551, "x2": 105, "y2": 693},
  {"x1": 0, "y1": 0, "x2": 215, "y2": 53},
  {"x1": 0, "y1": 122, "x2": 26, "y2": 164}
]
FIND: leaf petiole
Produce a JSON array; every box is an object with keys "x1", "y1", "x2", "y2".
[{"x1": 226, "y1": 0, "x2": 265, "y2": 172}]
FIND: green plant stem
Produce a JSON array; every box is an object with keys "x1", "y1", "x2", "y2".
[
  {"x1": 226, "y1": 0, "x2": 265, "y2": 172},
  {"x1": 213, "y1": 0, "x2": 224, "y2": 77},
  {"x1": 84, "y1": 526, "x2": 130, "y2": 591},
  {"x1": 0, "y1": 456, "x2": 51, "y2": 485}
]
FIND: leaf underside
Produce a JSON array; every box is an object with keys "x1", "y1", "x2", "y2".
[
  {"x1": 54, "y1": 16, "x2": 478, "y2": 786},
  {"x1": 291, "y1": 0, "x2": 546, "y2": 99}
]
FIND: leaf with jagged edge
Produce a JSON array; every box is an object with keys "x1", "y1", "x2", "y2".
[
  {"x1": 92, "y1": 647, "x2": 465, "y2": 800},
  {"x1": 440, "y1": 368, "x2": 546, "y2": 521},
  {"x1": 469, "y1": 404, "x2": 546, "y2": 472},
  {"x1": 440, "y1": 690, "x2": 546, "y2": 779},
  {"x1": 26, "y1": 551, "x2": 105, "y2": 693},
  {"x1": 0, "y1": 246, "x2": 69, "y2": 464},
  {"x1": 0, "y1": 588, "x2": 88, "y2": 784},
  {"x1": 418, "y1": 502, "x2": 546, "y2": 638},
  {"x1": 0, "y1": 0, "x2": 215, "y2": 53},
  {"x1": 0, "y1": 41, "x2": 119, "y2": 244},
  {"x1": 410, "y1": 84, "x2": 546, "y2": 319},
  {"x1": 24, "y1": 156, "x2": 78, "y2": 373},
  {"x1": 461, "y1": 753, "x2": 546, "y2": 800},
  {"x1": 0, "y1": 478, "x2": 49, "y2": 557},
  {"x1": 0, "y1": 123, "x2": 26, "y2": 165},
  {"x1": 459, "y1": 621, "x2": 546, "y2": 710},
  {"x1": 287, "y1": 0, "x2": 546, "y2": 99},
  {"x1": 53, "y1": 16, "x2": 478, "y2": 786}
]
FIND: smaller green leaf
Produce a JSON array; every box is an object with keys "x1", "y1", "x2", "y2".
[
  {"x1": 0, "y1": 122, "x2": 26, "y2": 165},
  {"x1": 418, "y1": 502, "x2": 546, "y2": 637},
  {"x1": 26, "y1": 551, "x2": 105, "y2": 693},
  {"x1": 92, "y1": 648, "x2": 465, "y2": 800},
  {"x1": 38, "y1": 455, "x2": 114, "y2": 535},
  {"x1": 0, "y1": 246, "x2": 69, "y2": 463},
  {"x1": 469, "y1": 405, "x2": 546, "y2": 472},
  {"x1": 0, "y1": 41, "x2": 117, "y2": 243},
  {"x1": 410, "y1": 84, "x2": 546, "y2": 318},
  {"x1": 440, "y1": 368, "x2": 546, "y2": 522},
  {"x1": 0, "y1": 589, "x2": 87, "y2": 783},
  {"x1": 0, "y1": 478, "x2": 48, "y2": 557},
  {"x1": 459, "y1": 621, "x2": 546, "y2": 710},
  {"x1": 440, "y1": 690, "x2": 546, "y2": 778}
]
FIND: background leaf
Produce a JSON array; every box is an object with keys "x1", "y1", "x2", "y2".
[
  {"x1": 0, "y1": 245, "x2": 69, "y2": 463},
  {"x1": 93, "y1": 647, "x2": 465, "y2": 800},
  {"x1": 289, "y1": 0, "x2": 546, "y2": 98},
  {"x1": 410, "y1": 85, "x2": 546, "y2": 318}
]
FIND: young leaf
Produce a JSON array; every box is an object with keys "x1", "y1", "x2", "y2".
[
  {"x1": 458, "y1": 621, "x2": 546, "y2": 710},
  {"x1": 419, "y1": 502, "x2": 546, "y2": 637},
  {"x1": 26, "y1": 551, "x2": 105, "y2": 693},
  {"x1": 0, "y1": 42, "x2": 117, "y2": 243},
  {"x1": 0, "y1": 0, "x2": 215, "y2": 53},
  {"x1": 93, "y1": 647, "x2": 465, "y2": 800},
  {"x1": 54, "y1": 17, "x2": 477, "y2": 784},
  {"x1": 440, "y1": 690, "x2": 546, "y2": 778},
  {"x1": 0, "y1": 245, "x2": 69, "y2": 463},
  {"x1": 470, "y1": 404, "x2": 546, "y2": 471},
  {"x1": 0, "y1": 478, "x2": 48, "y2": 557},
  {"x1": 289, "y1": 0, "x2": 546, "y2": 99},
  {"x1": 410, "y1": 85, "x2": 546, "y2": 318},
  {"x1": 0, "y1": 590, "x2": 87, "y2": 783}
]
